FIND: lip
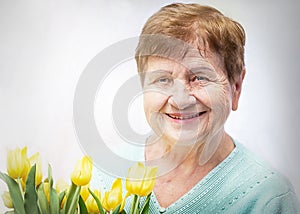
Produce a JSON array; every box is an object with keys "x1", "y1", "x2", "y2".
[{"x1": 165, "y1": 111, "x2": 207, "y2": 121}]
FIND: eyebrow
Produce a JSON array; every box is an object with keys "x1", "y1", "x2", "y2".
[
  {"x1": 146, "y1": 69, "x2": 173, "y2": 74},
  {"x1": 189, "y1": 66, "x2": 214, "y2": 74}
]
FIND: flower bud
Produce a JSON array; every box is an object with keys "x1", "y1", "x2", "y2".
[
  {"x1": 7, "y1": 146, "x2": 30, "y2": 180},
  {"x1": 71, "y1": 156, "x2": 92, "y2": 186},
  {"x1": 1, "y1": 191, "x2": 13, "y2": 209},
  {"x1": 126, "y1": 162, "x2": 158, "y2": 196}
]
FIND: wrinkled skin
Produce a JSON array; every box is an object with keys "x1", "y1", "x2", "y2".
[{"x1": 141, "y1": 49, "x2": 244, "y2": 165}]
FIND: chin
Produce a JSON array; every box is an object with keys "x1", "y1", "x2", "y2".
[{"x1": 161, "y1": 130, "x2": 207, "y2": 147}]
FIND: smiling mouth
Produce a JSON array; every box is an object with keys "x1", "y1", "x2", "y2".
[{"x1": 165, "y1": 112, "x2": 206, "y2": 120}]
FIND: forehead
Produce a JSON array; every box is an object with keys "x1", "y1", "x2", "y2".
[
  {"x1": 144, "y1": 55, "x2": 220, "y2": 75},
  {"x1": 137, "y1": 34, "x2": 224, "y2": 70}
]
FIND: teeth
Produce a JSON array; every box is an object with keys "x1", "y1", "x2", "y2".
[{"x1": 167, "y1": 112, "x2": 204, "y2": 120}]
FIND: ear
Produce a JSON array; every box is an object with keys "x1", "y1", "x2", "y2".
[{"x1": 232, "y1": 67, "x2": 246, "y2": 111}]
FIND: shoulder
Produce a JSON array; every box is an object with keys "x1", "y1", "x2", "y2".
[
  {"x1": 228, "y1": 141, "x2": 300, "y2": 213},
  {"x1": 240, "y1": 171, "x2": 300, "y2": 213},
  {"x1": 233, "y1": 141, "x2": 295, "y2": 196}
]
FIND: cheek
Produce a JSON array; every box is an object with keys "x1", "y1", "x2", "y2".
[
  {"x1": 195, "y1": 84, "x2": 232, "y2": 114},
  {"x1": 193, "y1": 87, "x2": 211, "y2": 108},
  {"x1": 143, "y1": 92, "x2": 168, "y2": 135},
  {"x1": 207, "y1": 85, "x2": 232, "y2": 119},
  {"x1": 143, "y1": 92, "x2": 168, "y2": 116}
]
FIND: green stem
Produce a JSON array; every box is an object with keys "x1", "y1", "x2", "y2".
[
  {"x1": 66, "y1": 186, "x2": 81, "y2": 214},
  {"x1": 133, "y1": 195, "x2": 140, "y2": 214},
  {"x1": 130, "y1": 195, "x2": 137, "y2": 214},
  {"x1": 17, "y1": 178, "x2": 24, "y2": 200}
]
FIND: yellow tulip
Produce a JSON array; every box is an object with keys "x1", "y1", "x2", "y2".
[
  {"x1": 71, "y1": 156, "x2": 93, "y2": 186},
  {"x1": 44, "y1": 182, "x2": 50, "y2": 202},
  {"x1": 85, "y1": 189, "x2": 100, "y2": 214},
  {"x1": 55, "y1": 178, "x2": 69, "y2": 193},
  {"x1": 55, "y1": 178, "x2": 69, "y2": 208},
  {"x1": 80, "y1": 184, "x2": 90, "y2": 201},
  {"x1": 126, "y1": 162, "x2": 158, "y2": 197},
  {"x1": 60, "y1": 195, "x2": 67, "y2": 209},
  {"x1": 6, "y1": 146, "x2": 30, "y2": 180},
  {"x1": 29, "y1": 152, "x2": 43, "y2": 186},
  {"x1": 102, "y1": 178, "x2": 126, "y2": 212},
  {"x1": 20, "y1": 178, "x2": 26, "y2": 191},
  {"x1": 1, "y1": 191, "x2": 13, "y2": 209}
]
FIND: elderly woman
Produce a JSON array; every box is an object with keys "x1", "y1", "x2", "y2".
[{"x1": 94, "y1": 3, "x2": 300, "y2": 213}]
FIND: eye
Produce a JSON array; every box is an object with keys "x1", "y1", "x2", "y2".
[
  {"x1": 158, "y1": 78, "x2": 170, "y2": 83},
  {"x1": 191, "y1": 75, "x2": 208, "y2": 82},
  {"x1": 155, "y1": 77, "x2": 172, "y2": 85}
]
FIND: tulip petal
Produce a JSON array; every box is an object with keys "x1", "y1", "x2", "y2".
[
  {"x1": 126, "y1": 162, "x2": 158, "y2": 197},
  {"x1": 102, "y1": 178, "x2": 123, "y2": 212},
  {"x1": 1, "y1": 191, "x2": 13, "y2": 208},
  {"x1": 7, "y1": 147, "x2": 30, "y2": 180},
  {"x1": 80, "y1": 184, "x2": 90, "y2": 202},
  {"x1": 71, "y1": 156, "x2": 92, "y2": 186},
  {"x1": 140, "y1": 166, "x2": 158, "y2": 196},
  {"x1": 128, "y1": 162, "x2": 145, "y2": 180},
  {"x1": 56, "y1": 178, "x2": 69, "y2": 194},
  {"x1": 29, "y1": 152, "x2": 43, "y2": 186},
  {"x1": 87, "y1": 189, "x2": 104, "y2": 214}
]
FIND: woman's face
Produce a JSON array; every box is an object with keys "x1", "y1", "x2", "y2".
[{"x1": 141, "y1": 51, "x2": 242, "y2": 146}]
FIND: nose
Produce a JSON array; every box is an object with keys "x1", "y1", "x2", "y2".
[{"x1": 168, "y1": 81, "x2": 196, "y2": 109}]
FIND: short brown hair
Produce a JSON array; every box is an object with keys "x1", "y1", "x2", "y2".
[{"x1": 135, "y1": 3, "x2": 245, "y2": 84}]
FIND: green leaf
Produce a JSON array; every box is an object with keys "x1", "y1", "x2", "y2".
[
  {"x1": 78, "y1": 195, "x2": 88, "y2": 214},
  {"x1": 59, "y1": 208, "x2": 65, "y2": 214},
  {"x1": 48, "y1": 165, "x2": 53, "y2": 188},
  {"x1": 64, "y1": 182, "x2": 80, "y2": 214},
  {"x1": 0, "y1": 172, "x2": 25, "y2": 214},
  {"x1": 49, "y1": 188, "x2": 59, "y2": 214},
  {"x1": 112, "y1": 204, "x2": 121, "y2": 214},
  {"x1": 119, "y1": 210, "x2": 127, "y2": 214},
  {"x1": 24, "y1": 165, "x2": 39, "y2": 214},
  {"x1": 130, "y1": 195, "x2": 140, "y2": 214},
  {"x1": 46, "y1": 164, "x2": 59, "y2": 213},
  {"x1": 63, "y1": 182, "x2": 76, "y2": 211},
  {"x1": 139, "y1": 193, "x2": 151, "y2": 214},
  {"x1": 88, "y1": 188, "x2": 105, "y2": 214},
  {"x1": 58, "y1": 191, "x2": 66, "y2": 208},
  {"x1": 59, "y1": 204, "x2": 65, "y2": 214},
  {"x1": 37, "y1": 183, "x2": 50, "y2": 214}
]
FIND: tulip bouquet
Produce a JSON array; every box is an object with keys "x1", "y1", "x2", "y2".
[{"x1": 0, "y1": 146, "x2": 158, "y2": 214}]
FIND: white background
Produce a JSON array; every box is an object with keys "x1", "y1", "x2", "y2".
[{"x1": 0, "y1": 0, "x2": 299, "y2": 212}]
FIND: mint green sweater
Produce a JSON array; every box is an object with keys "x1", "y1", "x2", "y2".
[{"x1": 92, "y1": 142, "x2": 300, "y2": 213}]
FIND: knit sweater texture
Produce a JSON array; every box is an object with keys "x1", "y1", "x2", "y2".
[{"x1": 92, "y1": 142, "x2": 300, "y2": 213}]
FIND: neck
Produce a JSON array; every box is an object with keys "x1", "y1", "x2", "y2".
[{"x1": 145, "y1": 130, "x2": 235, "y2": 176}]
